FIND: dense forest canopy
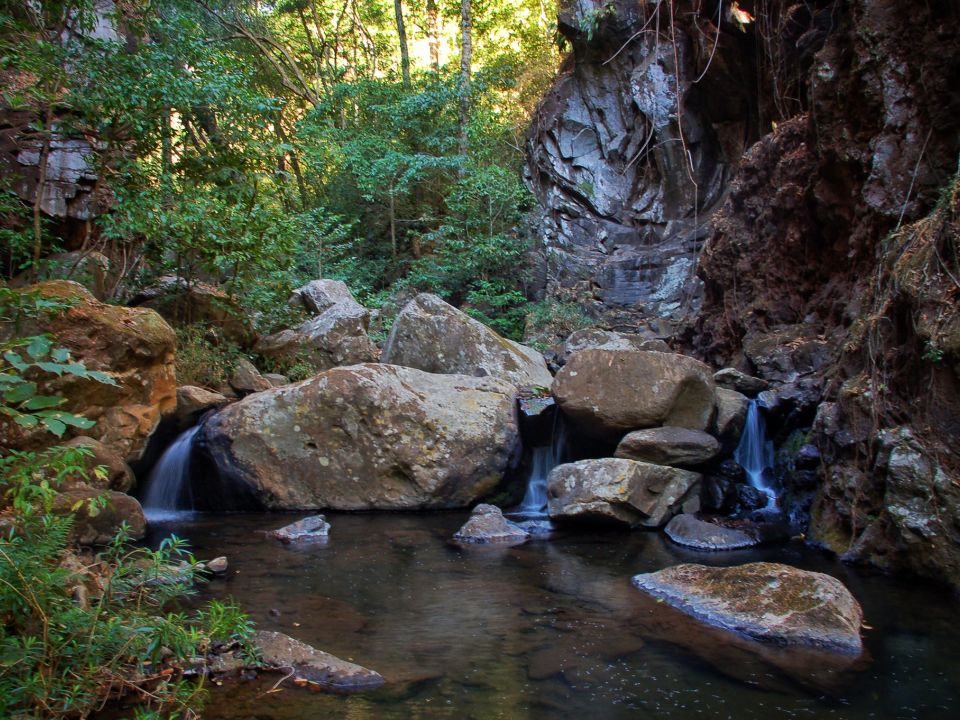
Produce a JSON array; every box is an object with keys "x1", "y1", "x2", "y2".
[{"x1": 1, "y1": 0, "x2": 560, "y2": 337}]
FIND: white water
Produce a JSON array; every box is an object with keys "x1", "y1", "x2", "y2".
[
  {"x1": 142, "y1": 426, "x2": 200, "y2": 522},
  {"x1": 515, "y1": 423, "x2": 566, "y2": 519},
  {"x1": 734, "y1": 400, "x2": 777, "y2": 511}
]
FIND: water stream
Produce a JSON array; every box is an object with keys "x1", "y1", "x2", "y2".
[
  {"x1": 141, "y1": 425, "x2": 200, "y2": 522},
  {"x1": 515, "y1": 422, "x2": 567, "y2": 519},
  {"x1": 734, "y1": 400, "x2": 778, "y2": 511}
]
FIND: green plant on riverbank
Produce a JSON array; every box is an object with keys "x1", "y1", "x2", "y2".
[{"x1": 0, "y1": 289, "x2": 255, "y2": 718}]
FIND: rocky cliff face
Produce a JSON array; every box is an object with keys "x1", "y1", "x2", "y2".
[
  {"x1": 525, "y1": 0, "x2": 761, "y2": 328},
  {"x1": 529, "y1": 0, "x2": 960, "y2": 589}
]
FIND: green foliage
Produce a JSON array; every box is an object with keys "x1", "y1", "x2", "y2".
[
  {"x1": 523, "y1": 299, "x2": 593, "y2": 349},
  {"x1": 174, "y1": 324, "x2": 244, "y2": 389}
]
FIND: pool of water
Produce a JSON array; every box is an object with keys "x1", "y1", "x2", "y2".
[{"x1": 146, "y1": 512, "x2": 958, "y2": 720}]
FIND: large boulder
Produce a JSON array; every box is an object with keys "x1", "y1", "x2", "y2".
[
  {"x1": 631, "y1": 563, "x2": 864, "y2": 655},
  {"x1": 552, "y1": 350, "x2": 717, "y2": 440},
  {"x1": 547, "y1": 458, "x2": 699, "y2": 527},
  {"x1": 381, "y1": 293, "x2": 552, "y2": 389},
  {"x1": 62, "y1": 436, "x2": 135, "y2": 492},
  {"x1": 228, "y1": 358, "x2": 272, "y2": 396},
  {"x1": 0, "y1": 281, "x2": 176, "y2": 462},
  {"x1": 255, "y1": 298, "x2": 377, "y2": 373},
  {"x1": 614, "y1": 427, "x2": 719, "y2": 468},
  {"x1": 128, "y1": 276, "x2": 254, "y2": 347},
  {"x1": 200, "y1": 364, "x2": 520, "y2": 510},
  {"x1": 712, "y1": 388, "x2": 750, "y2": 453}
]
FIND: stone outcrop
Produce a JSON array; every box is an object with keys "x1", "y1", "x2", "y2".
[
  {"x1": 0, "y1": 281, "x2": 176, "y2": 462},
  {"x1": 452, "y1": 504, "x2": 530, "y2": 545},
  {"x1": 547, "y1": 458, "x2": 699, "y2": 527},
  {"x1": 614, "y1": 427, "x2": 719, "y2": 467},
  {"x1": 255, "y1": 297, "x2": 377, "y2": 373},
  {"x1": 552, "y1": 349, "x2": 716, "y2": 440},
  {"x1": 381, "y1": 293, "x2": 552, "y2": 389},
  {"x1": 632, "y1": 562, "x2": 864, "y2": 655},
  {"x1": 252, "y1": 630, "x2": 383, "y2": 691},
  {"x1": 288, "y1": 279, "x2": 358, "y2": 315},
  {"x1": 199, "y1": 364, "x2": 519, "y2": 510},
  {"x1": 526, "y1": 0, "x2": 762, "y2": 326}
]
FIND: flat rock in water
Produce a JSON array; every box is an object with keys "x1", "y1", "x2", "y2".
[
  {"x1": 252, "y1": 630, "x2": 383, "y2": 691},
  {"x1": 453, "y1": 504, "x2": 529, "y2": 545},
  {"x1": 631, "y1": 562, "x2": 864, "y2": 654},
  {"x1": 664, "y1": 514, "x2": 758, "y2": 550},
  {"x1": 268, "y1": 515, "x2": 331, "y2": 543}
]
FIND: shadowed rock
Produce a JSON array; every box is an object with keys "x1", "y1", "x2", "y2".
[
  {"x1": 614, "y1": 427, "x2": 719, "y2": 467},
  {"x1": 453, "y1": 504, "x2": 530, "y2": 545},
  {"x1": 663, "y1": 514, "x2": 758, "y2": 551}
]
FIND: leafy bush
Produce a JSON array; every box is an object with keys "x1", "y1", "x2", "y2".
[{"x1": 174, "y1": 324, "x2": 244, "y2": 390}]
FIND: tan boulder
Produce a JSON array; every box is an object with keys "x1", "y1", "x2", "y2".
[
  {"x1": 62, "y1": 436, "x2": 135, "y2": 492},
  {"x1": 53, "y1": 486, "x2": 146, "y2": 544},
  {"x1": 552, "y1": 350, "x2": 717, "y2": 440},
  {"x1": 632, "y1": 562, "x2": 864, "y2": 654},
  {"x1": 713, "y1": 387, "x2": 750, "y2": 453},
  {"x1": 200, "y1": 364, "x2": 520, "y2": 510},
  {"x1": 547, "y1": 458, "x2": 700, "y2": 527},
  {"x1": 614, "y1": 427, "x2": 720, "y2": 467},
  {"x1": 1, "y1": 281, "x2": 176, "y2": 462},
  {"x1": 381, "y1": 293, "x2": 552, "y2": 389}
]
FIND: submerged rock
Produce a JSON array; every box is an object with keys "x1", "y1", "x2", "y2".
[
  {"x1": 614, "y1": 427, "x2": 719, "y2": 468},
  {"x1": 381, "y1": 293, "x2": 552, "y2": 389},
  {"x1": 201, "y1": 364, "x2": 519, "y2": 510},
  {"x1": 252, "y1": 630, "x2": 384, "y2": 691},
  {"x1": 547, "y1": 458, "x2": 699, "y2": 528},
  {"x1": 453, "y1": 504, "x2": 530, "y2": 545},
  {"x1": 663, "y1": 514, "x2": 758, "y2": 551},
  {"x1": 269, "y1": 515, "x2": 331, "y2": 543},
  {"x1": 631, "y1": 562, "x2": 864, "y2": 654}
]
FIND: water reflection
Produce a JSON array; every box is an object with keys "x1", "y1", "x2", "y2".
[{"x1": 142, "y1": 513, "x2": 959, "y2": 720}]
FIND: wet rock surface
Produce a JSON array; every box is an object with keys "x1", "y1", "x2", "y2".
[
  {"x1": 632, "y1": 562, "x2": 864, "y2": 654},
  {"x1": 268, "y1": 515, "x2": 331, "y2": 543},
  {"x1": 452, "y1": 504, "x2": 530, "y2": 545},
  {"x1": 252, "y1": 630, "x2": 384, "y2": 691},
  {"x1": 663, "y1": 514, "x2": 758, "y2": 551},
  {"x1": 382, "y1": 293, "x2": 552, "y2": 389},
  {"x1": 547, "y1": 458, "x2": 699, "y2": 528}
]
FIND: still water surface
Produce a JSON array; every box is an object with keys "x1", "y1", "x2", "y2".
[{"x1": 148, "y1": 513, "x2": 958, "y2": 720}]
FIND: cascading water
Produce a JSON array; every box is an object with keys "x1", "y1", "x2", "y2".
[
  {"x1": 515, "y1": 421, "x2": 566, "y2": 519},
  {"x1": 734, "y1": 399, "x2": 777, "y2": 512},
  {"x1": 142, "y1": 425, "x2": 200, "y2": 521}
]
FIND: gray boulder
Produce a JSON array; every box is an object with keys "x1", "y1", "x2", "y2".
[
  {"x1": 713, "y1": 368, "x2": 770, "y2": 397},
  {"x1": 256, "y1": 299, "x2": 377, "y2": 373},
  {"x1": 614, "y1": 427, "x2": 719, "y2": 467},
  {"x1": 713, "y1": 387, "x2": 750, "y2": 453},
  {"x1": 229, "y1": 358, "x2": 272, "y2": 395},
  {"x1": 547, "y1": 458, "x2": 700, "y2": 527},
  {"x1": 664, "y1": 514, "x2": 758, "y2": 550},
  {"x1": 289, "y1": 279, "x2": 358, "y2": 315},
  {"x1": 381, "y1": 293, "x2": 552, "y2": 389},
  {"x1": 174, "y1": 385, "x2": 229, "y2": 429},
  {"x1": 453, "y1": 504, "x2": 530, "y2": 545},
  {"x1": 269, "y1": 515, "x2": 331, "y2": 543},
  {"x1": 632, "y1": 562, "x2": 864, "y2": 654},
  {"x1": 552, "y1": 350, "x2": 717, "y2": 440},
  {"x1": 201, "y1": 364, "x2": 519, "y2": 510}
]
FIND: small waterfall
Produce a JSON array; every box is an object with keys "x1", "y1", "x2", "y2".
[
  {"x1": 142, "y1": 425, "x2": 200, "y2": 521},
  {"x1": 734, "y1": 400, "x2": 777, "y2": 512},
  {"x1": 515, "y1": 422, "x2": 566, "y2": 519}
]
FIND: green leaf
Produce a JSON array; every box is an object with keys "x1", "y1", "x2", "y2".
[
  {"x1": 4, "y1": 382, "x2": 37, "y2": 404},
  {"x1": 22, "y1": 395, "x2": 65, "y2": 410},
  {"x1": 14, "y1": 414, "x2": 39, "y2": 429},
  {"x1": 26, "y1": 336, "x2": 51, "y2": 360},
  {"x1": 35, "y1": 362, "x2": 67, "y2": 375},
  {"x1": 52, "y1": 347, "x2": 70, "y2": 362},
  {"x1": 3, "y1": 351, "x2": 29, "y2": 371},
  {"x1": 41, "y1": 417, "x2": 67, "y2": 436}
]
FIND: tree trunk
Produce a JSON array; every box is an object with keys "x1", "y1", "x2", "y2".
[
  {"x1": 394, "y1": 0, "x2": 411, "y2": 88},
  {"x1": 458, "y1": 0, "x2": 472, "y2": 162},
  {"x1": 426, "y1": 0, "x2": 440, "y2": 72}
]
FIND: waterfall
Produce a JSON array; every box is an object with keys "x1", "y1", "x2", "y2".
[
  {"x1": 142, "y1": 425, "x2": 200, "y2": 521},
  {"x1": 734, "y1": 400, "x2": 777, "y2": 511},
  {"x1": 515, "y1": 421, "x2": 566, "y2": 519}
]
